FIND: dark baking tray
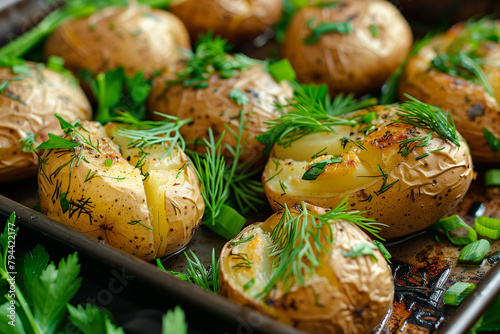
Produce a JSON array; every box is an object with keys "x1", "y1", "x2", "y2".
[{"x1": 2, "y1": 1, "x2": 500, "y2": 333}]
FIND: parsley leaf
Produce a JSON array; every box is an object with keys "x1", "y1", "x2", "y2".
[
  {"x1": 67, "y1": 304, "x2": 124, "y2": 334},
  {"x1": 17, "y1": 244, "x2": 50, "y2": 306},
  {"x1": 162, "y1": 306, "x2": 188, "y2": 334},
  {"x1": 82, "y1": 67, "x2": 154, "y2": 123},
  {"x1": 36, "y1": 133, "x2": 80, "y2": 150},
  {"x1": 31, "y1": 252, "x2": 82, "y2": 333}
]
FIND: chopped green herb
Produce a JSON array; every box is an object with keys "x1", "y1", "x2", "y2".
[
  {"x1": 105, "y1": 158, "x2": 113, "y2": 167},
  {"x1": 228, "y1": 88, "x2": 249, "y2": 106},
  {"x1": 373, "y1": 240, "x2": 392, "y2": 264},
  {"x1": 483, "y1": 127, "x2": 500, "y2": 153},
  {"x1": 230, "y1": 234, "x2": 255, "y2": 247},
  {"x1": 302, "y1": 157, "x2": 342, "y2": 181},
  {"x1": 243, "y1": 278, "x2": 255, "y2": 291},
  {"x1": 341, "y1": 243, "x2": 378, "y2": 261},
  {"x1": 369, "y1": 24, "x2": 378, "y2": 37},
  {"x1": 305, "y1": 20, "x2": 354, "y2": 44},
  {"x1": 127, "y1": 220, "x2": 153, "y2": 231},
  {"x1": 168, "y1": 33, "x2": 262, "y2": 90}
]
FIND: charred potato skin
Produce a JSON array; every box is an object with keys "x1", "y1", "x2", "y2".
[
  {"x1": 0, "y1": 63, "x2": 92, "y2": 182},
  {"x1": 262, "y1": 106, "x2": 474, "y2": 240},
  {"x1": 398, "y1": 23, "x2": 500, "y2": 163},
  {"x1": 282, "y1": 0, "x2": 412, "y2": 97},
  {"x1": 219, "y1": 205, "x2": 394, "y2": 334},
  {"x1": 169, "y1": 0, "x2": 282, "y2": 44},
  {"x1": 148, "y1": 63, "x2": 293, "y2": 164},
  {"x1": 38, "y1": 121, "x2": 204, "y2": 260},
  {"x1": 44, "y1": 5, "x2": 190, "y2": 77}
]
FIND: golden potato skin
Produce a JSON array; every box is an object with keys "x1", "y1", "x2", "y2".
[
  {"x1": 169, "y1": 0, "x2": 282, "y2": 44},
  {"x1": 38, "y1": 121, "x2": 204, "y2": 260},
  {"x1": 219, "y1": 204, "x2": 394, "y2": 334},
  {"x1": 399, "y1": 23, "x2": 500, "y2": 163},
  {"x1": 282, "y1": 0, "x2": 412, "y2": 97},
  {"x1": 148, "y1": 63, "x2": 293, "y2": 164},
  {"x1": 0, "y1": 63, "x2": 91, "y2": 182},
  {"x1": 44, "y1": 5, "x2": 190, "y2": 77},
  {"x1": 262, "y1": 106, "x2": 474, "y2": 240}
]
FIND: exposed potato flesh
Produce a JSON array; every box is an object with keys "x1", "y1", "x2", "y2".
[
  {"x1": 38, "y1": 121, "x2": 204, "y2": 260},
  {"x1": 263, "y1": 105, "x2": 474, "y2": 239},
  {"x1": 220, "y1": 204, "x2": 394, "y2": 334}
]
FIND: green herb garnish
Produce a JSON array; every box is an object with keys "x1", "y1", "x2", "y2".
[
  {"x1": 483, "y1": 127, "x2": 500, "y2": 153},
  {"x1": 304, "y1": 19, "x2": 354, "y2": 44},
  {"x1": 256, "y1": 82, "x2": 376, "y2": 152},
  {"x1": 302, "y1": 157, "x2": 342, "y2": 180},
  {"x1": 258, "y1": 197, "x2": 385, "y2": 298},
  {"x1": 396, "y1": 95, "x2": 461, "y2": 146},
  {"x1": 157, "y1": 249, "x2": 219, "y2": 294},
  {"x1": 168, "y1": 33, "x2": 262, "y2": 89},
  {"x1": 341, "y1": 243, "x2": 378, "y2": 261},
  {"x1": 228, "y1": 88, "x2": 249, "y2": 106}
]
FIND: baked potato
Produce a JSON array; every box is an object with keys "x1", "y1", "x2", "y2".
[
  {"x1": 38, "y1": 119, "x2": 204, "y2": 260},
  {"x1": 44, "y1": 3, "x2": 190, "y2": 78},
  {"x1": 398, "y1": 19, "x2": 500, "y2": 163},
  {"x1": 219, "y1": 201, "x2": 394, "y2": 333},
  {"x1": 148, "y1": 37, "x2": 293, "y2": 164},
  {"x1": 261, "y1": 101, "x2": 474, "y2": 240},
  {"x1": 282, "y1": 0, "x2": 413, "y2": 97},
  {"x1": 169, "y1": 0, "x2": 282, "y2": 44},
  {"x1": 0, "y1": 60, "x2": 92, "y2": 182}
]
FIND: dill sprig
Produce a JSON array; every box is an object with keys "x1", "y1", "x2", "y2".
[
  {"x1": 258, "y1": 197, "x2": 385, "y2": 298},
  {"x1": 156, "y1": 249, "x2": 220, "y2": 294},
  {"x1": 256, "y1": 82, "x2": 377, "y2": 152},
  {"x1": 168, "y1": 33, "x2": 263, "y2": 89},
  {"x1": 191, "y1": 110, "x2": 265, "y2": 239},
  {"x1": 113, "y1": 112, "x2": 191, "y2": 158},
  {"x1": 396, "y1": 95, "x2": 461, "y2": 146}
]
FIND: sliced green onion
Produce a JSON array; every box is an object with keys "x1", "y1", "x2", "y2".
[
  {"x1": 458, "y1": 239, "x2": 490, "y2": 264},
  {"x1": 373, "y1": 240, "x2": 392, "y2": 264},
  {"x1": 485, "y1": 169, "x2": 500, "y2": 187},
  {"x1": 431, "y1": 215, "x2": 477, "y2": 245},
  {"x1": 105, "y1": 159, "x2": 113, "y2": 167},
  {"x1": 203, "y1": 204, "x2": 246, "y2": 240},
  {"x1": 47, "y1": 55, "x2": 65, "y2": 72},
  {"x1": 268, "y1": 59, "x2": 296, "y2": 83},
  {"x1": 475, "y1": 216, "x2": 500, "y2": 239},
  {"x1": 443, "y1": 282, "x2": 475, "y2": 306}
]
